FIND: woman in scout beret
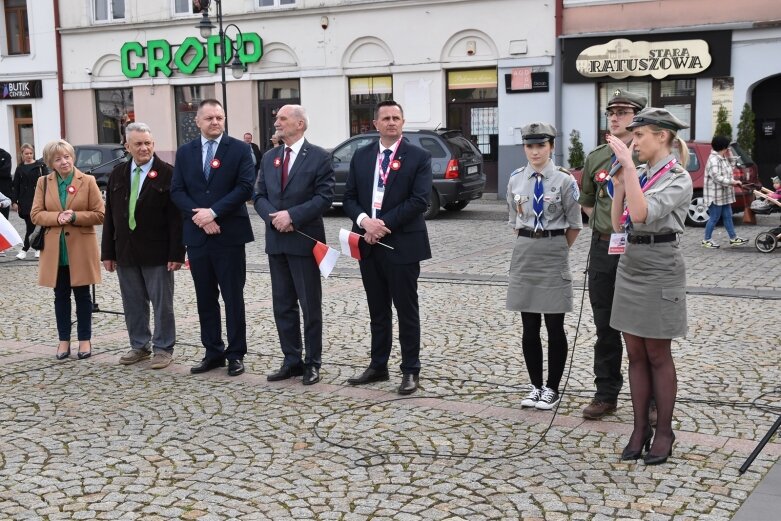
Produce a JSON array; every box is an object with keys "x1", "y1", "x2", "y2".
[
  {"x1": 606, "y1": 107, "x2": 693, "y2": 465},
  {"x1": 30, "y1": 140, "x2": 104, "y2": 360},
  {"x1": 506, "y1": 122, "x2": 582, "y2": 411}
]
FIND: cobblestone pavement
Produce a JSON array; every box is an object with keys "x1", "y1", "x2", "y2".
[{"x1": 0, "y1": 200, "x2": 778, "y2": 520}]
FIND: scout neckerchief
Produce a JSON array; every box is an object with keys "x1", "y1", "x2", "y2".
[{"x1": 620, "y1": 158, "x2": 677, "y2": 229}]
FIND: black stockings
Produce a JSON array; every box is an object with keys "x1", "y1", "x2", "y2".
[
  {"x1": 624, "y1": 332, "x2": 677, "y2": 456},
  {"x1": 521, "y1": 312, "x2": 568, "y2": 392}
]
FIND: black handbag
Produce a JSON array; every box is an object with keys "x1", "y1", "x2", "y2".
[{"x1": 29, "y1": 176, "x2": 47, "y2": 251}]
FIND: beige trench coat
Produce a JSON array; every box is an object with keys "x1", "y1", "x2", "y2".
[{"x1": 30, "y1": 169, "x2": 105, "y2": 288}]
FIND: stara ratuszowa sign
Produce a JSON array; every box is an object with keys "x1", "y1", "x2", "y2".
[
  {"x1": 121, "y1": 33, "x2": 263, "y2": 78},
  {"x1": 575, "y1": 38, "x2": 711, "y2": 80}
]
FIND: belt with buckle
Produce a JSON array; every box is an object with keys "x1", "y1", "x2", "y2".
[
  {"x1": 596, "y1": 233, "x2": 612, "y2": 241},
  {"x1": 517, "y1": 229, "x2": 566, "y2": 239},
  {"x1": 627, "y1": 233, "x2": 678, "y2": 244}
]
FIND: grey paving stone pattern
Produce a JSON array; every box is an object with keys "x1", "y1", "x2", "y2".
[{"x1": 0, "y1": 199, "x2": 778, "y2": 520}]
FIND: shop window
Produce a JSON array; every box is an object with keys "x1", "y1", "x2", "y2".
[
  {"x1": 349, "y1": 76, "x2": 392, "y2": 136},
  {"x1": 258, "y1": 0, "x2": 295, "y2": 7},
  {"x1": 174, "y1": 0, "x2": 204, "y2": 15},
  {"x1": 4, "y1": 0, "x2": 29, "y2": 55},
  {"x1": 94, "y1": 0, "x2": 125, "y2": 22},
  {"x1": 95, "y1": 89, "x2": 134, "y2": 144},
  {"x1": 175, "y1": 84, "x2": 216, "y2": 146}
]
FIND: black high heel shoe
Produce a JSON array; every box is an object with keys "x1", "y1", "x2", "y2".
[
  {"x1": 644, "y1": 433, "x2": 675, "y2": 465},
  {"x1": 56, "y1": 343, "x2": 71, "y2": 360},
  {"x1": 621, "y1": 427, "x2": 654, "y2": 461},
  {"x1": 77, "y1": 341, "x2": 92, "y2": 360}
]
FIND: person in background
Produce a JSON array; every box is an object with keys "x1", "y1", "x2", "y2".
[
  {"x1": 30, "y1": 139, "x2": 105, "y2": 360},
  {"x1": 506, "y1": 123, "x2": 582, "y2": 411},
  {"x1": 102, "y1": 122, "x2": 185, "y2": 370},
  {"x1": 269, "y1": 131, "x2": 283, "y2": 149},
  {"x1": 578, "y1": 89, "x2": 647, "y2": 420},
  {"x1": 701, "y1": 135, "x2": 748, "y2": 249},
  {"x1": 243, "y1": 132, "x2": 263, "y2": 169},
  {"x1": 607, "y1": 107, "x2": 693, "y2": 465},
  {"x1": 11, "y1": 143, "x2": 47, "y2": 260},
  {"x1": 171, "y1": 99, "x2": 255, "y2": 377}
]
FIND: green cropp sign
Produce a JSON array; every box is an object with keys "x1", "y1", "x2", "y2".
[{"x1": 121, "y1": 33, "x2": 263, "y2": 78}]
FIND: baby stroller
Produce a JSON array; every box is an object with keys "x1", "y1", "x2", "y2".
[{"x1": 751, "y1": 188, "x2": 781, "y2": 253}]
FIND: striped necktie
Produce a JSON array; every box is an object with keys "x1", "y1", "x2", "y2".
[{"x1": 532, "y1": 172, "x2": 544, "y2": 232}]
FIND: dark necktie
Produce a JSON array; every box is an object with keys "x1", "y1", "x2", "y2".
[
  {"x1": 203, "y1": 140, "x2": 215, "y2": 180},
  {"x1": 379, "y1": 149, "x2": 392, "y2": 187},
  {"x1": 281, "y1": 146, "x2": 292, "y2": 189},
  {"x1": 532, "y1": 172, "x2": 544, "y2": 232}
]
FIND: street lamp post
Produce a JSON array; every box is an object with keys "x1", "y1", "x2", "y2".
[{"x1": 195, "y1": 0, "x2": 246, "y2": 133}]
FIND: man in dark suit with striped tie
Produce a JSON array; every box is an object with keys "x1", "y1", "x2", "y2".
[
  {"x1": 171, "y1": 99, "x2": 255, "y2": 377},
  {"x1": 343, "y1": 100, "x2": 432, "y2": 395}
]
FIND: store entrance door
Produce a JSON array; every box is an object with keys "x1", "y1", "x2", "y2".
[
  {"x1": 447, "y1": 103, "x2": 498, "y2": 192},
  {"x1": 752, "y1": 74, "x2": 781, "y2": 187},
  {"x1": 257, "y1": 80, "x2": 300, "y2": 153},
  {"x1": 13, "y1": 104, "x2": 34, "y2": 157}
]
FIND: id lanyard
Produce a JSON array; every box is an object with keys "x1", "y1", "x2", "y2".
[
  {"x1": 376, "y1": 142, "x2": 401, "y2": 187},
  {"x1": 620, "y1": 158, "x2": 677, "y2": 227}
]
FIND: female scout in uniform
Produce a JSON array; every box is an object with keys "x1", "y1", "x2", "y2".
[
  {"x1": 606, "y1": 107, "x2": 693, "y2": 465},
  {"x1": 506, "y1": 123, "x2": 582, "y2": 410}
]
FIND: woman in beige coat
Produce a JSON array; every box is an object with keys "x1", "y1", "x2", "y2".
[{"x1": 31, "y1": 140, "x2": 104, "y2": 360}]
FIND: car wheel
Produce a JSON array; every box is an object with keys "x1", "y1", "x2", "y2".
[
  {"x1": 424, "y1": 189, "x2": 440, "y2": 220},
  {"x1": 686, "y1": 192, "x2": 709, "y2": 227},
  {"x1": 443, "y1": 200, "x2": 469, "y2": 211},
  {"x1": 754, "y1": 232, "x2": 777, "y2": 253}
]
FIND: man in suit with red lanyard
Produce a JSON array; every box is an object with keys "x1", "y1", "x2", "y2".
[
  {"x1": 254, "y1": 104, "x2": 334, "y2": 385},
  {"x1": 101, "y1": 122, "x2": 185, "y2": 369},
  {"x1": 171, "y1": 99, "x2": 255, "y2": 377},
  {"x1": 343, "y1": 100, "x2": 432, "y2": 395}
]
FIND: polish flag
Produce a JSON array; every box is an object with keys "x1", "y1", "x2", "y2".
[
  {"x1": 339, "y1": 228, "x2": 362, "y2": 260},
  {"x1": 312, "y1": 240, "x2": 340, "y2": 278},
  {"x1": 0, "y1": 214, "x2": 22, "y2": 252}
]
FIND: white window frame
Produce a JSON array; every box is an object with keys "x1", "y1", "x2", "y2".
[
  {"x1": 92, "y1": 0, "x2": 125, "y2": 23},
  {"x1": 172, "y1": 0, "x2": 202, "y2": 16},
  {"x1": 258, "y1": 0, "x2": 296, "y2": 9}
]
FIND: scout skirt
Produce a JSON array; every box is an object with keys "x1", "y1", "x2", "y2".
[
  {"x1": 507, "y1": 234, "x2": 573, "y2": 314},
  {"x1": 611, "y1": 241, "x2": 687, "y2": 339}
]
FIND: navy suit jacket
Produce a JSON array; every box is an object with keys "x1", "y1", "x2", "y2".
[
  {"x1": 171, "y1": 134, "x2": 255, "y2": 248},
  {"x1": 101, "y1": 155, "x2": 185, "y2": 266},
  {"x1": 253, "y1": 139, "x2": 334, "y2": 256},
  {"x1": 343, "y1": 138, "x2": 432, "y2": 264}
]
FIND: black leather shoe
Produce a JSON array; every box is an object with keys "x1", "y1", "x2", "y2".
[
  {"x1": 397, "y1": 373, "x2": 419, "y2": 395},
  {"x1": 621, "y1": 427, "x2": 653, "y2": 461},
  {"x1": 190, "y1": 358, "x2": 226, "y2": 374},
  {"x1": 228, "y1": 359, "x2": 245, "y2": 377},
  {"x1": 56, "y1": 345, "x2": 71, "y2": 360},
  {"x1": 644, "y1": 433, "x2": 675, "y2": 465},
  {"x1": 267, "y1": 364, "x2": 304, "y2": 382},
  {"x1": 303, "y1": 366, "x2": 320, "y2": 385},
  {"x1": 347, "y1": 367, "x2": 389, "y2": 386}
]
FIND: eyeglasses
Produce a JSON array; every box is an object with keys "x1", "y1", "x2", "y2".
[{"x1": 605, "y1": 109, "x2": 633, "y2": 118}]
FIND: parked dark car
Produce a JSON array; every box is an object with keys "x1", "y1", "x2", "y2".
[
  {"x1": 329, "y1": 129, "x2": 486, "y2": 219},
  {"x1": 73, "y1": 144, "x2": 129, "y2": 191},
  {"x1": 569, "y1": 140, "x2": 759, "y2": 226}
]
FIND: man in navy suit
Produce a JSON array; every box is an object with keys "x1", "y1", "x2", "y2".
[
  {"x1": 171, "y1": 99, "x2": 255, "y2": 377},
  {"x1": 254, "y1": 105, "x2": 334, "y2": 385},
  {"x1": 101, "y1": 122, "x2": 185, "y2": 370},
  {"x1": 343, "y1": 100, "x2": 432, "y2": 395}
]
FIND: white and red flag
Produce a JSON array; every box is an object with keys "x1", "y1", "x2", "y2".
[
  {"x1": 312, "y1": 240, "x2": 340, "y2": 278},
  {"x1": 0, "y1": 214, "x2": 22, "y2": 252},
  {"x1": 339, "y1": 228, "x2": 362, "y2": 260}
]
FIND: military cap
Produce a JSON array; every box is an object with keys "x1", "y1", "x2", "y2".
[
  {"x1": 626, "y1": 107, "x2": 689, "y2": 132},
  {"x1": 521, "y1": 122, "x2": 556, "y2": 144},
  {"x1": 607, "y1": 89, "x2": 647, "y2": 111}
]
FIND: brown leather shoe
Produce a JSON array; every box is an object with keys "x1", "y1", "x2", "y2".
[{"x1": 582, "y1": 399, "x2": 617, "y2": 420}]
